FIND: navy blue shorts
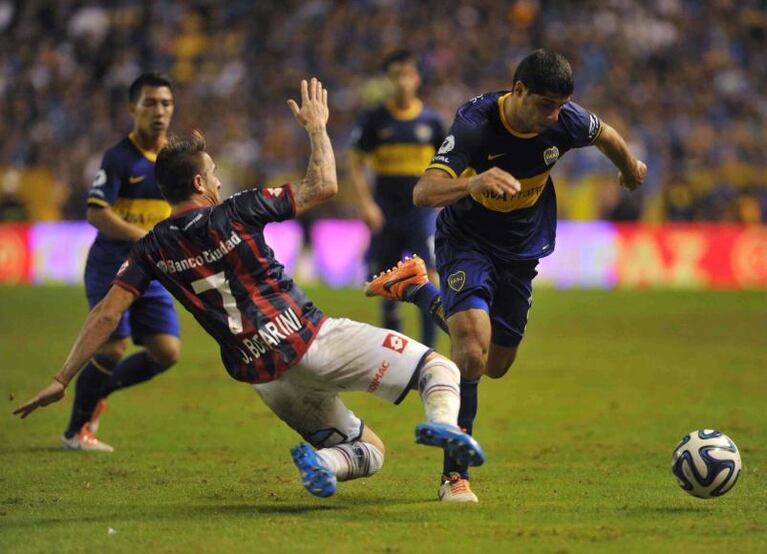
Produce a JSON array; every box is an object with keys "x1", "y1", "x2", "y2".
[
  {"x1": 435, "y1": 240, "x2": 538, "y2": 347},
  {"x1": 84, "y1": 258, "x2": 180, "y2": 345},
  {"x1": 367, "y1": 210, "x2": 436, "y2": 276}
]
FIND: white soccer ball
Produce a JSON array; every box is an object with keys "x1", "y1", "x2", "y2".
[{"x1": 672, "y1": 429, "x2": 741, "y2": 499}]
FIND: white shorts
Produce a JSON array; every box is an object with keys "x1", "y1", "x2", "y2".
[{"x1": 253, "y1": 317, "x2": 431, "y2": 448}]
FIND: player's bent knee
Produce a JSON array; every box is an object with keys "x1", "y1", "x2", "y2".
[
  {"x1": 420, "y1": 354, "x2": 461, "y2": 387},
  {"x1": 147, "y1": 343, "x2": 181, "y2": 369}
]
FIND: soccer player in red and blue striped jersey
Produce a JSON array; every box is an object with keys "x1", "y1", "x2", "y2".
[{"x1": 14, "y1": 79, "x2": 486, "y2": 500}]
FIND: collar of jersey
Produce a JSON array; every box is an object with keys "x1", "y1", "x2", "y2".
[
  {"x1": 498, "y1": 93, "x2": 539, "y2": 139},
  {"x1": 128, "y1": 131, "x2": 162, "y2": 162},
  {"x1": 385, "y1": 98, "x2": 423, "y2": 121},
  {"x1": 170, "y1": 203, "x2": 207, "y2": 218}
]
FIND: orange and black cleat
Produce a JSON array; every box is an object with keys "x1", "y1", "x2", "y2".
[{"x1": 363, "y1": 256, "x2": 428, "y2": 302}]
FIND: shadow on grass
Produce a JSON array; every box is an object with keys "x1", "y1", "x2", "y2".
[
  {"x1": 0, "y1": 446, "x2": 69, "y2": 455},
  {"x1": 2, "y1": 495, "x2": 432, "y2": 530},
  {"x1": 628, "y1": 505, "x2": 714, "y2": 514}
]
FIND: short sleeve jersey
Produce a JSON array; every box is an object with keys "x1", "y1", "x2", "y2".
[
  {"x1": 86, "y1": 133, "x2": 172, "y2": 264},
  {"x1": 350, "y1": 100, "x2": 445, "y2": 215},
  {"x1": 428, "y1": 91, "x2": 602, "y2": 261},
  {"x1": 114, "y1": 185, "x2": 325, "y2": 384}
]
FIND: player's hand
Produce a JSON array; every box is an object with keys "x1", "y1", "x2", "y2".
[
  {"x1": 360, "y1": 201, "x2": 384, "y2": 233},
  {"x1": 287, "y1": 78, "x2": 329, "y2": 132},
  {"x1": 619, "y1": 159, "x2": 647, "y2": 191},
  {"x1": 468, "y1": 167, "x2": 522, "y2": 198},
  {"x1": 12, "y1": 379, "x2": 66, "y2": 419}
]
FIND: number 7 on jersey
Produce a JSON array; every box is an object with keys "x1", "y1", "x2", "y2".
[{"x1": 191, "y1": 271, "x2": 243, "y2": 334}]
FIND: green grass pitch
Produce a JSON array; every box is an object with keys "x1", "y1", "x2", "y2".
[{"x1": 1, "y1": 285, "x2": 765, "y2": 553}]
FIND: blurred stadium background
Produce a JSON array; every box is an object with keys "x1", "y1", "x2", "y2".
[{"x1": 1, "y1": 0, "x2": 766, "y2": 289}]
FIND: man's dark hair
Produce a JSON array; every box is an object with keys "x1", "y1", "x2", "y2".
[
  {"x1": 382, "y1": 48, "x2": 417, "y2": 72},
  {"x1": 129, "y1": 72, "x2": 173, "y2": 103},
  {"x1": 155, "y1": 131, "x2": 207, "y2": 204},
  {"x1": 512, "y1": 49, "x2": 574, "y2": 97}
]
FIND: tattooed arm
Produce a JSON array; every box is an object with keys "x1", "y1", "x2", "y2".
[{"x1": 287, "y1": 78, "x2": 338, "y2": 215}]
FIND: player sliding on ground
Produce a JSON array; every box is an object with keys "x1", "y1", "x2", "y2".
[
  {"x1": 13, "y1": 78, "x2": 484, "y2": 499},
  {"x1": 365, "y1": 49, "x2": 646, "y2": 502}
]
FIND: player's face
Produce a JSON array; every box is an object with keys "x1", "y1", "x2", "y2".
[
  {"x1": 200, "y1": 153, "x2": 222, "y2": 204},
  {"x1": 131, "y1": 86, "x2": 174, "y2": 137},
  {"x1": 387, "y1": 61, "x2": 420, "y2": 100},
  {"x1": 514, "y1": 83, "x2": 569, "y2": 133}
]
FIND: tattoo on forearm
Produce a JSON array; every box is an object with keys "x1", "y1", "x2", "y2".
[{"x1": 296, "y1": 129, "x2": 336, "y2": 210}]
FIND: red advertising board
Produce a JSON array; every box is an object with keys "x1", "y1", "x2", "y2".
[
  {"x1": 614, "y1": 224, "x2": 767, "y2": 288},
  {"x1": 0, "y1": 224, "x2": 31, "y2": 284}
]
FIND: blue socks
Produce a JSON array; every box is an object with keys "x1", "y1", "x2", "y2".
[
  {"x1": 65, "y1": 354, "x2": 116, "y2": 437},
  {"x1": 382, "y1": 295, "x2": 437, "y2": 348},
  {"x1": 409, "y1": 282, "x2": 449, "y2": 335},
  {"x1": 443, "y1": 378, "x2": 479, "y2": 479},
  {"x1": 100, "y1": 351, "x2": 168, "y2": 398}
]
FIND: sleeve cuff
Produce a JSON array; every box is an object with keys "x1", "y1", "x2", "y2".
[
  {"x1": 113, "y1": 280, "x2": 141, "y2": 297},
  {"x1": 87, "y1": 198, "x2": 111, "y2": 208},
  {"x1": 590, "y1": 121, "x2": 604, "y2": 144},
  {"x1": 284, "y1": 183, "x2": 297, "y2": 217},
  {"x1": 426, "y1": 163, "x2": 458, "y2": 179}
]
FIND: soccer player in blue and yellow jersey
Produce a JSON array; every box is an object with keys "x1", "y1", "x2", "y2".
[
  {"x1": 366, "y1": 49, "x2": 647, "y2": 501},
  {"x1": 62, "y1": 73, "x2": 182, "y2": 452},
  {"x1": 14, "y1": 79, "x2": 485, "y2": 500},
  {"x1": 349, "y1": 49, "x2": 445, "y2": 347}
]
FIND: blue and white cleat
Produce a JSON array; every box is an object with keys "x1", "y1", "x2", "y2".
[
  {"x1": 415, "y1": 422, "x2": 485, "y2": 467},
  {"x1": 291, "y1": 442, "x2": 337, "y2": 498}
]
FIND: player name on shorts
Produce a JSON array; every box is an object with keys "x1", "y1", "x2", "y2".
[
  {"x1": 156, "y1": 231, "x2": 242, "y2": 274},
  {"x1": 238, "y1": 307, "x2": 303, "y2": 363}
]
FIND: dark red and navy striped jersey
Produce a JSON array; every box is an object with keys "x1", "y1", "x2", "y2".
[{"x1": 114, "y1": 184, "x2": 326, "y2": 384}]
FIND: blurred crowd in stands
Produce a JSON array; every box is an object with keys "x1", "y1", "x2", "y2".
[{"x1": 1, "y1": 0, "x2": 765, "y2": 223}]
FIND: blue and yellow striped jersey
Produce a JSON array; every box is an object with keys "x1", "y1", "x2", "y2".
[
  {"x1": 86, "y1": 132, "x2": 171, "y2": 263},
  {"x1": 429, "y1": 91, "x2": 602, "y2": 261},
  {"x1": 350, "y1": 99, "x2": 445, "y2": 215}
]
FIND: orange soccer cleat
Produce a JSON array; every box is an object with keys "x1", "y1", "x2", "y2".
[{"x1": 363, "y1": 255, "x2": 428, "y2": 301}]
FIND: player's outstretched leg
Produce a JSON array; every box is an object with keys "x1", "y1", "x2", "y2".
[
  {"x1": 364, "y1": 256, "x2": 449, "y2": 335},
  {"x1": 291, "y1": 443, "x2": 337, "y2": 498}
]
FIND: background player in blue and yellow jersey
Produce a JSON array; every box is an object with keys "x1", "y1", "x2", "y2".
[
  {"x1": 62, "y1": 72, "x2": 182, "y2": 452},
  {"x1": 348, "y1": 49, "x2": 445, "y2": 347},
  {"x1": 366, "y1": 49, "x2": 647, "y2": 501}
]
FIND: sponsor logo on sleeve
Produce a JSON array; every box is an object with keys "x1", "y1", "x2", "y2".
[
  {"x1": 543, "y1": 146, "x2": 560, "y2": 166},
  {"x1": 116, "y1": 260, "x2": 130, "y2": 277},
  {"x1": 91, "y1": 169, "x2": 106, "y2": 189},
  {"x1": 437, "y1": 134, "x2": 455, "y2": 155},
  {"x1": 587, "y1": 113, "x2": 601, "y2": 142},
  {"x1": 432, "y1": 155, "x2": 450, "y2": 164},
  {"x1": 263, "y1": 187, "x2": 284, "y2": 198},
  {"x1": 128, "y1": 175, "x2": 146, "y2": 184},
  {"x1": 447, "y1": 270, "x2": 466, "y2": 292},
  {"x1": 382, "y1": 333, "x2": 408, "y2": 353}
]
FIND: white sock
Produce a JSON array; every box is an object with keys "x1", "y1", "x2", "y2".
[
  {"x1": 315, "y1": 441, "x2": 384, "y2": 482},
  {"x1": 418, "y1": 357, "x2": 461, "y2": 426}
]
